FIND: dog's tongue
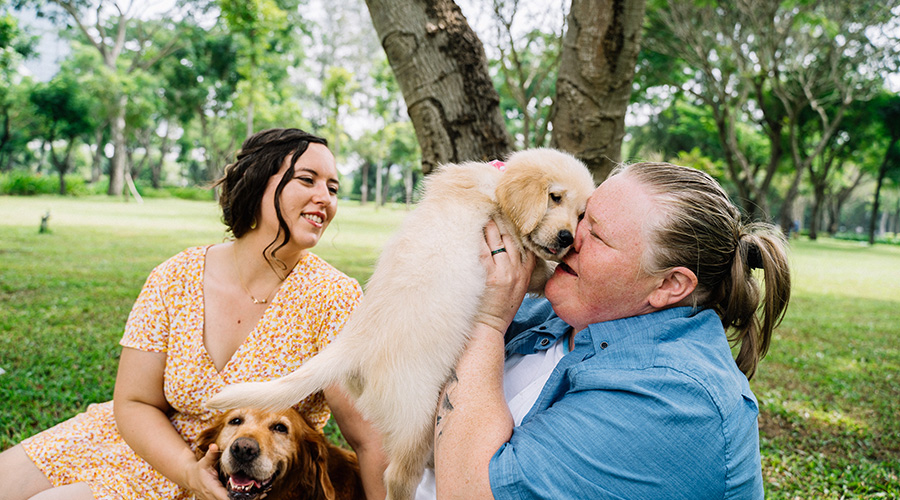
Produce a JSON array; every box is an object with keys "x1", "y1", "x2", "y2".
[{"x1": 228, "y1": 473, "x2": 258, "y2": 488}]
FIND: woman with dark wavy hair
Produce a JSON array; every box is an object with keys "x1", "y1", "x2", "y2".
[{"x1": 0, "y1": 128, "x2": 385, "y2": 500}]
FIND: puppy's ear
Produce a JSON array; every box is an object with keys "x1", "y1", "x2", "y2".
[{"x1": 495, "y1": 167, "x2": 549, "y2": 234}]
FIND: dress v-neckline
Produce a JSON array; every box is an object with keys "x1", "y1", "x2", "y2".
[{"x1": 199, "y1": 245, "x2": 293, "y2": 376}]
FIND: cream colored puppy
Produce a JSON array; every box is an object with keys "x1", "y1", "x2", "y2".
[{"x1": 207, "y1": 148, "x2": 594, "y2": 500}]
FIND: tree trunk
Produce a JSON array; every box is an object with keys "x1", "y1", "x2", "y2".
[
  {"x1": 808, "y1": 182, "x2": 826, "y2": 240},
  {"x1": 375, "y1": 161, "x2": 383, "y2": 209},
  {"x1": 404, "y1": 165, "x2": 414, "y2": 206},
  {"x1": 152, "y1": 130, "x2": 171, "y2": 189},
  {"x1": 365, "y1": 0, "x2": 512, "y2": 174},
  {"x1": 868, "y1": 137, "x2": 896, "y2": 245},
  {"x1": 107, "y1": 96, "x2": 128, "y2": 197},
  {"x1": 552, "y1": 0, "x2": 647, "y2": 183},
  {"x1": 778, "y1": 167, "x2": 805, "y2": 235},
  {"x1": 91, "y1": 127, "x2": 105, "y2": 184},
  {"x1": 360, "y1": 160, "x2": 370, "y2": 205}
]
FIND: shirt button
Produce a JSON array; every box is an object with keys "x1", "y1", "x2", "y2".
[
  {"x1": 539, "y1": 338, "x2": 550, "y2": 347},
  {"x1": 600, "y1": 341, "x2": 609, "y2": 350}
]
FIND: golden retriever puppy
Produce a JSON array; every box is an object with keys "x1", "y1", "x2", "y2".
[
  {"x1": 196, "y1": 407, "x2": 364, "y2": 500},
  {"x1": 207, "y1": 148, "x2": 594, "y2": 500}
]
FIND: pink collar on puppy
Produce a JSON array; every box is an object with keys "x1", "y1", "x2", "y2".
[{"x1": 490, "y1": 160, "x2": 506, "y2": 172}]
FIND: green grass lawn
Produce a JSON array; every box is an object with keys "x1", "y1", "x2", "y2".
[{"x1": 1, "y1": 195, "x2": 898, "y2": 498}]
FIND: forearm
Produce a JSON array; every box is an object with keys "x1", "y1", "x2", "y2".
[
  {"x1": 325, "y1": 385, "x2": 388, "y2": 499},
  {"x1": 114, "y1": 397, "x2": 199, "y2": 489},
  {"x1": 434, "y1": 324, "x2": 513, "y2": 500}
]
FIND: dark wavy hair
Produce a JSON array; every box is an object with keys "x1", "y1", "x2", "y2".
[{"x1": 215, "y1": 128, "x2": 329, "y2": 271}]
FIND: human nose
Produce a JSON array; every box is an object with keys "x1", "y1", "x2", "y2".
[
  {"x1": 572, "y1": 218, "x2": 588, "y2": 253},
  {"x1": 310, "y1": 181, "x2": 332, "y2": 205}
]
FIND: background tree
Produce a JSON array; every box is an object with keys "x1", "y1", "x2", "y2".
[
  {"x1": 489, "y1": 0, "x2": 563, "y2": 149},
  {"x1": 643, "y1": 0, "x2": 899, "y2": 229},
  {"x1": 869, "y1": 95, "x2": 900, "y2": 244},
  {"x1": 219, "y1": 0, "x2": 298, "y2": 137},
  {"x1": 29, "y1": 71, "x2": 93, "y2": 194},
  {"x1": 364, "y1": 0, "x2": 512, "y2": 174},
  {"x1": 0, "y1": 9, "x2": 37, "y2": 170},
  {"x1": 33, "y1": 0, "x2": 185, "y2": 196},
  {"x1": 551, "y1": 0, "x2": 647, "y2": 182},
  {"x1": 644, "y1": 0, "x2": 792, "y2": 220}
]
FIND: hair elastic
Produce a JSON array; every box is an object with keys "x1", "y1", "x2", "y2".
[{"x1": 746, "y1": 242, "x2": 763, "y2": 270}]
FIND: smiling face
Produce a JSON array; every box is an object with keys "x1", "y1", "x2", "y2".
[
  {"x1": 544, "y1": 173, "x2": 665, "y2": 332},
  {"x1": 203, "y1": 408, "x2": 303, "y2": 500},
  {"x1": 258, "y1": 143, "x2": 339, "y2": 255},
  {"x1": 196, "y1": 407, "x2": 329, "y2": 500}
]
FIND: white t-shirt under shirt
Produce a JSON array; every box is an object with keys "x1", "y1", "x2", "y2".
[{"x1": 415, "y1": 337, "x2": 568, "y2": 499}]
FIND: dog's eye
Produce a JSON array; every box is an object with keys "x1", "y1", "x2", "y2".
[
  {"x1": 550, "y1": 193, "x2": 563, "y2": 204},
  {"x1": 228, "y1": 417, "x2": 243, "y2": 426},
  {"x1": 271, "y1": 423, "x2": 289, "y2": 434}
]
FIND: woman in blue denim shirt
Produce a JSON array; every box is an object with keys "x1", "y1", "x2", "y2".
[{"x1": 433, "y1": 162, "x2": 791, "y2": 500}]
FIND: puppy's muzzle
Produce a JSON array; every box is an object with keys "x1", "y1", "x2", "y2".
[{"x1": 231, "y1": 437, "x2": 260, "y2": 464}]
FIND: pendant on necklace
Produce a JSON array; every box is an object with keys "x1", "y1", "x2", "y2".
[{"x1": 252, "y1": 297, "x2": 267, "y2": 304}]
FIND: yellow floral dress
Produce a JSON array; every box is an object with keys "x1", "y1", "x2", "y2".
[{"x1": 22, "y1": 246, "x2": 362, "y2": 499}]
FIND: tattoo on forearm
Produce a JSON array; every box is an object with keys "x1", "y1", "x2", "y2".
[{"x1": 434, "y1": 369, "x2": 459, "y2": 441}]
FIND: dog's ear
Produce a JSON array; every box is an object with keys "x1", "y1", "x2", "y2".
[
  {"x1": 195, "y1": 420, "x2": 221, "y2": 459},
  {"x1": 310, "y1": 438, "x2": 337, "y2": 500},
  {"x1": 495, "y1": 167, "x2": 549, "y2": 235}
]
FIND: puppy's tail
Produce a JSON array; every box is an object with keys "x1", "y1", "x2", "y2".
[{"x1": 205, "y1": 346, "x2": 346, "y2": 411}]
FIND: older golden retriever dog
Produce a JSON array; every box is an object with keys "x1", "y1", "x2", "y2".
[
  {"x1": 208, "y1": 148, "x2": 594, "y2": 499},
  {"x1": 196, "y1": 407, "x2": 364, "y2": 500}
]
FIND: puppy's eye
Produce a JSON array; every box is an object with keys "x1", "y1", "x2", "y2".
[
  {"x1": 550, "y1": 193, "x2": 563, "y2": 204},
  {"x1": 228, "y1": 417, "x2": 243, "y2": 426},
  {"x1": 577, "y1": 212, "x2": 585, "y2": 221},
  {"x1": 272, "y1": 423, "x2": 289, "y2": 434}
]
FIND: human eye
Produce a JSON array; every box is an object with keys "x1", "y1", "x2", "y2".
[{"x1": 328, "y1": 184, "x2": 339, "y2": 195}]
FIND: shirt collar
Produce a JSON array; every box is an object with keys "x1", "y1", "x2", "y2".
[{"x1": 582, "y1": 306, "x2": 705, "y2": 353}]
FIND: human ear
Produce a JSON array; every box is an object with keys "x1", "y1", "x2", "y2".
[{"x1": 648, "y1": 266, "x2": 698, "y2": 308}]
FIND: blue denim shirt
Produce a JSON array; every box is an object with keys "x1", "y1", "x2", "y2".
[{"x1": 489, "y1": 298, "x2": 764, "y2": 500}]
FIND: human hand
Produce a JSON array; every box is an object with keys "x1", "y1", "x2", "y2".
[
  {"x1": 188, "y1": 444, "x2": 229, "y2": 500},
  {"x1": 475, "y1": 220, "x2": 536, "y2": 335}
]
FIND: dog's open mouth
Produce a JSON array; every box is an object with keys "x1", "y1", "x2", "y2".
[
  {"x1": 224, "y1": 472, "x2": 275, "y2": 500},
  {"x1": 537, "y1": 243, "x2": 570, "y2": 260}
]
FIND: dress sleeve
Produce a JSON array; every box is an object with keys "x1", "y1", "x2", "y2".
[
  {"x1": 120, "y1": 260, "x2": 172, "y2": 352},
  {"x1": 314, "y1": 276, "x2": 363, "y2": 349},
  {"x1": 488, "y1": 367, "x2": 729, "y2": 500}
]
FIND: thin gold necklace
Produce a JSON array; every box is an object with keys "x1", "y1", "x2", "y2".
[{"x1": 232, "y1": 246, "x2": 280, "y2": 305}]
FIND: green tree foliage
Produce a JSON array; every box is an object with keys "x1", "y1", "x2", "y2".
[
  {"x1": 29, "y1": 70, "x2": 94, "y2": 194},
  {"x1": 0, "y1": 10, "x2": 37, "y2": 170},
  {"x1": 639, "y1": 0, "x2": 900, "y2": 232},
  {"x1": 488, "y1": 0, "x2": 562, "y2": 149},
  {"x1": 219, "y1": 0, "x2": 299, "y2": 136}
]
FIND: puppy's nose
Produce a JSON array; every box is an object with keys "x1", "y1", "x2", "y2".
[
  {"x1": 231, "y1": 437, "x2": 260, "y2": 462},
  {"x1": 557, "y1": 230, "x2": 574, "y2": 249}
]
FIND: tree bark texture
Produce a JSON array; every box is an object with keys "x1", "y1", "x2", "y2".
[
  {"x1": 365, "y1": 0, "x2": 512, "y2": 174},
  {"x1": 552, "y1": 0, "x2": 646, "y2": 183}
]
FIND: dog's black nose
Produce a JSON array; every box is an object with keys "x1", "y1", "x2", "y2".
[
  {"x1": 231, "y1": 437, "x2": 260, "y2": 463},
  {"x1": 557, "y1": 230, "x2": 574, "y2": 248}
]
